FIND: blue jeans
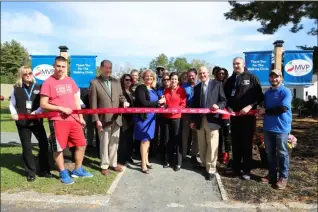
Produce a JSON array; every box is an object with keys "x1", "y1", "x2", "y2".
[{"x1": 264, "y1": 131, "x2": 289, "y2": 180}]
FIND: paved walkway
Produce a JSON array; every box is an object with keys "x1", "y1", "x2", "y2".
[
  {"x1": 1, "y1": 132, "x2": 39, "y2": 144},
  {"x1": 108, "y1": 157, "x2": 222, "y2": 211}
]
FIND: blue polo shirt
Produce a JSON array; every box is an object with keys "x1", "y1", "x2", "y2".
[
  {"x1": 181, "y1": 82, "x2": 198, "y2": 107},
  {"x1": 264, "y1": 85, "x2": 292, "y2": 133}
]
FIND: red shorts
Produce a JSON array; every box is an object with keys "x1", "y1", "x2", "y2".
[{"x1": 50, "y1": 120, "x2": 86, "y2": 152}]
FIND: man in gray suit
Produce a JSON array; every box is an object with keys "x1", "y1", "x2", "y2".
[
  {"x1": 190, "y1": 66, "x2": 227, "y2": 181},
  {"x1": 89, "y1": 60, "x2": 129, "y2": 175}
]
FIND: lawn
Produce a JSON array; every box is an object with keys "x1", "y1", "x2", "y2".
[
  {"x1": 1, "y1": 100, "x2": 117, "y2": 195},
  {"x1": 0, "y1": 145, "x2": 116, "y2": 195},
  {"x1": 219, "y1": 116, "x2": 318, "y2": 204},
  {"x1": 1, "y1": 100, "x2": 50, "y2": 132}
]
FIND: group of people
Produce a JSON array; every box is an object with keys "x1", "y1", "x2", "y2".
[{"x1": 10, "y1": 55, "x2": 292, "y2": 190}]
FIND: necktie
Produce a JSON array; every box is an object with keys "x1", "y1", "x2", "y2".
[{"x1": 201, "y1": 83, "x2": 206, "y2": 107}]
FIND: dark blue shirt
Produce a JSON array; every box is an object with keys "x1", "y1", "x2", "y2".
[
  {"x1": 181, "y1": 82, "x2": 198, "y2": 107},
  {"x1": 264, "y1": 85, "x2": 292, "y2": 133},
  {"x1": 157, "y1": 87, "x2": 166, "y2": 98}
]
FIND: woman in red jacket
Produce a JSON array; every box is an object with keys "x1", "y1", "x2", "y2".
[{"x1": 163, "y1": 72, "x2": 186, "y2": 171}]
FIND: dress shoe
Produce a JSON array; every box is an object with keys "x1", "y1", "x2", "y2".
[
  {"x1": 111, "y1": 166, "x2": 123, "y2": 172},
  {"x1": 38, "y1": 171, "x2": 53, "y2": 178},
  {"x1": 191, "y1": 155, "x2": 199, "y2": 165},
  {"x1": 146, "y1": 164, "x2": 153, "y2": 169},
  {"x1": 128, "y1": 158, "x2": 135, "y2": 164},
  {"x1": 206, "y1": 173, "x2": 215, "y2": 181},
  {"x1": 174, "y1": 166, "x2": 181, "y2": 172},
  {"x1": 141, "y1": 169, "x2": 149, "y2": 174},
  {"x1": 163, "y1": 162, "x2": 170, "y2": 168},
  {"x1": 101, "y1": 169, "x2": 110, "y2": 175},
  {"x1": 27, "y1": 175, "x2": 35, "y2": 182}
]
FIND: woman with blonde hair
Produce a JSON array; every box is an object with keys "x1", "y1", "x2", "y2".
[
  {"x1": 9, "y1": 66, "x2": 51, "y2": 182},
  {"x1": 134, "y1": 69, "x2": 166, "y2": 174}
]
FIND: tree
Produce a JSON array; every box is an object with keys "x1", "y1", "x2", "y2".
[
  {"x1": 1, "y1": 40, "x2": 30, "y2": 83},
  {"x1": 224, "y1": 1, "x2": 318, "y2": 35},
  {"x1": 190, "y1": 59, "x2": 211, "y2": 70},
  {"x1": 149, "y1": 53, "x2": 169, "y2": 71},
  {"x1": 173, "y1": 57, "x2": 190, "y2": 72},
  {"x1": 224, "y1": 1, "x2": 318, "y2": 74}
]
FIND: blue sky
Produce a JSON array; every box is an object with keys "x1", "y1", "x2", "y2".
[{"x1": 2, "y1": 2, "x2": 317, "y2": 76}]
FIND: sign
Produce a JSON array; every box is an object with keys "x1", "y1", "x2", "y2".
[
  {"x1": 244, "y1": 51, "x2": 272, "y2": 86},
  {"x1": 70, "y1": 56, "x2": 97, "y2": 88},
  {"x1": 31, "y1": 55, "x2": 55, "y2": 84},
  {"x1": 284, "y1": 50, "x2": 313, "y2": 85}
]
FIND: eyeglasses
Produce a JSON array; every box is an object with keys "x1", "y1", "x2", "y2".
[
  {"x1": 23, "y1": 72, "x2": 33, "y2": 76},
  {"x1": 218, "y1": 72, "x2": 225, "y2": 75},
  {"x1": 124, "y1": 78, "x2": 132, "y2": 82},
  {"x1": 163, "y1": 78, "x2": 170, "y2": 81}
]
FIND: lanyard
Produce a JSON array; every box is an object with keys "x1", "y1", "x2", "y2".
[{"x1": 24, "y1": 84, "x2": 35, "y2": 101}]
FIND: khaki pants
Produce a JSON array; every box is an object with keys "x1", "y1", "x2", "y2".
[
  {"x1": 99, "y1": 123, "x2": 120, "y2": 170},
  {"x1": 197, "y1": 116, "x2": 219, "y2": 174},
  {"x1": 182, "y1": 116, "x2": 199, "y2": 157}
]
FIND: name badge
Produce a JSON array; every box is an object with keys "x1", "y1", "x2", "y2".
[
  {"x1": 26, "y1": 101, "x2": 32, "y2": 109},
  {"x1": 231, "y1": 89, "x2": 236, "y2": 96}
]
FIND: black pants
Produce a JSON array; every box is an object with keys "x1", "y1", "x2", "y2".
[
  {"x1": 164, "y1": 118, "x2": 182, "y2": 166},
  {"x1": 16, "y1": 122, "x2": 50, "y2": 177},
  {"x1": 118, "y1": 126, "x2": 134, "y2": 164},
  {"x1": 230, "y1": 115, "x2": 255, "y2": 173},
  {"x1": 150, "y1": 115, "x2": 166, "y2": 157},
  {"x1": 218, "y1": 124, "x2": 231, "y2": 154}
]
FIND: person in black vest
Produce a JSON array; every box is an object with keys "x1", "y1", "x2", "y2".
[{"x1": 9, "y1": 66, "x2": 51, "y2": 182}]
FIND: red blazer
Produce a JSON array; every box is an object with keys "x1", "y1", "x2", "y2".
[{"x1": 163, "y1": 86, "x2": 186, "y2": 119}]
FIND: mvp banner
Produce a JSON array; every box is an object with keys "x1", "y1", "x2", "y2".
[
  {"x1": 283, "y1": 50, "x2": 314, "y2": 86},
  {"x1": 31, "y1": 55, "x2": 56, "y2": 84},
  {"x1": 244, "y1": 51, "x2": 272, "y2": 86},
  {"x1": 70, "y1": 56, "x2": 97, "y2": 88}
]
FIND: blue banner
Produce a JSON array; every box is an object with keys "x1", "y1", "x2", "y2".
[
  {"x1": 283, "y1": 50, "x2": 313, "y2": 86},
  {"x1": 31, "y1": 55, "x2": 56, "y2": 84},
  {"x1": 244, "y1": 51, "x2": 272, "y2": 86},
  {"x1": 70, "y1": 56, "x2": 97, "y2": 88}
]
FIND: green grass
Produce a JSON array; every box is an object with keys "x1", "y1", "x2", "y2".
[
  {"x1": 1, "y1": 100, "x2": 50, "y2": 132},
  {"x1": 0, "y1": 145, "x2": 117, "y2": 195}
]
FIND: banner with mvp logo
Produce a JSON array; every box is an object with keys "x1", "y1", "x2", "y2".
[
  {"x1": 284, "y1": 50, "x2": 314, "y2": 86},
  {"x1": 31, "y1": 55, "x2": 56, "y2": 84}
]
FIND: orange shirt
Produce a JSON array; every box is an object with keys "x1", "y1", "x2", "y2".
[{"x1": 163, "y1": 86, "x2": 186, "y2": 119}]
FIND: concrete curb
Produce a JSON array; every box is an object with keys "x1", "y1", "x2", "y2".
[
  {"x1": 215, "y1": 173, "x2": 228, "y2": 201},
  {"x1": 107, "y1": 165, "x2": 126, "y2": 195}
]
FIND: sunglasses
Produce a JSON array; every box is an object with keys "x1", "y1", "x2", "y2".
[
  {"x1": 163, "y1": 78, "x2": 170, "y2": 81},
  {"x1": 124, "y1": 78, "x2": 132, "y2": 82},
  {"x1": 23, "y1": 72, "x2": 33, "y2": 76}
]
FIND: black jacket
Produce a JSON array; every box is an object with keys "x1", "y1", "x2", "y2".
[
  {"x1": 224, "y1": 71, "x2": 264, "y2": 112},
  {"x1": 134, "y1": 84, "x2": 159, "y2": 121},
  {"x1": 191, "y1": 79, "x2": 227, "y2": 129}
]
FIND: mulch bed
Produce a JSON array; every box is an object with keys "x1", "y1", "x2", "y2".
[{"x1": 218, "y1": 116, "x2": 318, "y2": 204}]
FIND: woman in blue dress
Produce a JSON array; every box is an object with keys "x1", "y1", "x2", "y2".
[{"x1": 134, "y1": 69, "x2": 166, "y2": 174}]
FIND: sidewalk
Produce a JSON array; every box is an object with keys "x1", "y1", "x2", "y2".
[{"x1": 0, "y1": 132, "x2": 38, "y2": 144}]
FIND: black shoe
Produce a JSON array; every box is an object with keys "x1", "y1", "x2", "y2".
[
  {"x1": 38, "y1": 171, "x2": 53, "y2": 178},
  {"x1": 174, "y1": 166, "x2": 181, "y2": 172},
  {"x1": 163, "y1": 162, "x2": 170, "y2": 168},
  {"x1": 27, "y1": 175, "x2": 35, "y2": 182},
  {"x1": 206, "y1": 173, "x2": 215, "y2": 181},
  {"x1": 128, "y1": 158, "x2": 135, "y2": 164}
]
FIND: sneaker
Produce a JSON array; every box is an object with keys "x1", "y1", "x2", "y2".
[
  {"x1": 241, "y1": 174, "x2": 251, "y2": 181},
  {"x1": 71, "y1": 167, "x2": 93, "y2": 178},
  {"x1": 276, "y1": 178, "x2": 288, "y2": 190},
  {"x1": 60, "y1": 169, "x2": 74, "y2": 184}
]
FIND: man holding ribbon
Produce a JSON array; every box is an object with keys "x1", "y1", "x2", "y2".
[
  {"x1": 40, "y1": 56, "x2": 93, "y2": 185},
  {"x1": 190, "y1": 66, "x2": 227, "y2": 180},
  {"x1": 89, "y1": 60, "x2": 129, "y2": 176},
  {"x1": 224, "y1": 57, "x2": 264, "y2": 180}
]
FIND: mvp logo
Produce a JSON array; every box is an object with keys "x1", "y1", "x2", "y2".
[
  {"x1": 285, "y1": 59, "x2": 312, "y2": 76},
  {"x1": 32, "y1": 64, "x2": 55, "y2": 81}
]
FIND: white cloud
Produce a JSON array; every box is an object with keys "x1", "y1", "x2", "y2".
[
  {"x1": 1, "y1": 11, "x2": 53, "y2": 35},
  {"x1": 241, "y1": 34, "x2": 274, "y2": 41},
  {"x1": 56, "y1": 2, "x2": 265, "y2": 57}
]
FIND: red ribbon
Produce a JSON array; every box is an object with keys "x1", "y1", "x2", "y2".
[{"x1": 17, "y1": 107, "x2": 258, "y2": 120}]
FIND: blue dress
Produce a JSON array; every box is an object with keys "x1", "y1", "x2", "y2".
[{"x1": 134, "y1": 89, "x2": 158, "y2": 141}]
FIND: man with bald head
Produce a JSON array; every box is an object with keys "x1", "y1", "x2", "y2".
[
  {"x1": 190, "y1": 66, "x2": 227, "y2": 180},
  {"x1": 224, "y1": 57, "x2": 263, "y2": 180}
]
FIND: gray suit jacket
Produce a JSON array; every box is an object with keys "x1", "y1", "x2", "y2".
[{"x1": 89, "y1": 76, "x2": 126, "y2": 127}]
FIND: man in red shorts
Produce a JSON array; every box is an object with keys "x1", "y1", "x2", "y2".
[{"x1": 40, "y1": 56, "x2": 93, "y2": 184}]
